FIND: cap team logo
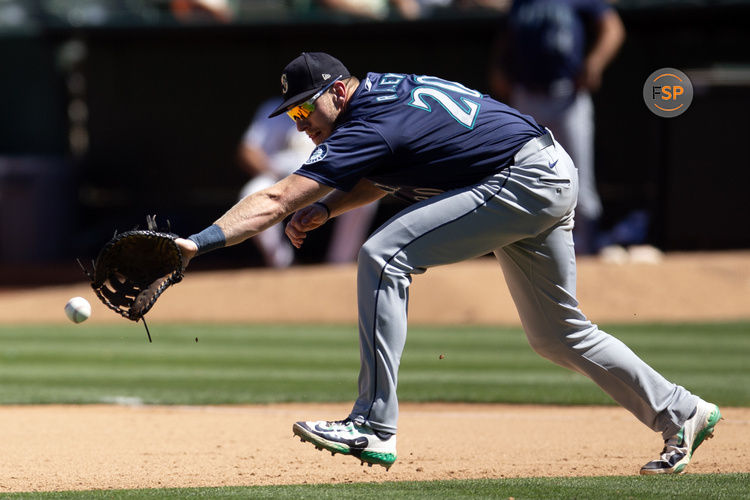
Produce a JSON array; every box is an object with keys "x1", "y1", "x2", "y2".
[
  {"x1": 305, "y1": 144, "x2": 328, "y2": 164},
  {"x1": 643, "y1": 68, "x2": 693, "y2": 118},
  {"x1": 281, "y1": 74, "x2": 289, "y2": 95}
]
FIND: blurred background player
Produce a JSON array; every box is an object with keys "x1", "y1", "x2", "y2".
[
  {"x1": 489, "y1": 0, "x2": 625, "y2": 254},
  {"x1": 237, "y1": 97, "x2": 310, "y2": 268},
  {"x1": 313, "y1": 0, "x2": 420, "y2": 20},
  {"x1": 170, "y1": 0, "x2": 235, "y2": 23},
  {"x1": 238, "y1": 97, "x2": 378, "y2": 267}
]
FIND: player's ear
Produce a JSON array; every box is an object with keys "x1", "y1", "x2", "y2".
[{"x1": 332, "y1": 80, "x2": 348, "y2": 109}]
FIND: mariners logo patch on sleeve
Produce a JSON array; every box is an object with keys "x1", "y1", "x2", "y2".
[{"x1": 305, "y1": 144, "x2": 328, "y2": 164}]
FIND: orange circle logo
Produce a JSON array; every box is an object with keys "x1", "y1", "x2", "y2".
[{"x1": 643, "y1": 68, "x2": 693, "y2": 118}]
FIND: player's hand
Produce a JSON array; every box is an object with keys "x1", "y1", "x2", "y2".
[
  {"x1": 175, "y1": 237, "x2": 198, "y2": 270},
  {"x1": 577, "y1": 59, "x2": 604, "y2": 91},
  {"x1": 285, "y1": 203, "x2": 329, "y2": 249}
]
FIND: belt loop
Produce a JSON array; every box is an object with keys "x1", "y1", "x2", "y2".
[
  {"x1": 537, "y1": 131, "x2": 554, "y2": 150},
  {"x1": 544, "y1": 127, "x2": 555, "y2": 143}
]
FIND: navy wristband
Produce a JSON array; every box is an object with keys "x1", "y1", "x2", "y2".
[
  {"x1": 313, "y1": 201, "x2": 331, "y2": 219},
  {"x1": 187, "y1": 224, "x2": 226, "y2": 256}
]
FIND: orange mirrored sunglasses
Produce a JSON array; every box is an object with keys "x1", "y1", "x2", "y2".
[{"x1": 286, "y1": 76, "x2": 342, "y2": 122}]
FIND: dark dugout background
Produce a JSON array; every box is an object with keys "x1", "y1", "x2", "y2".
[{"x1": 1, "y1": 3, "x2": 749, "y2": 278}]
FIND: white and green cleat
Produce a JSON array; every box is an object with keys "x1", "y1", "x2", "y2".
[
  {"x1": 640, "y1": 400, "x2": 722, "y2": 475},
  {"x1": 293, "y1": 419, "x2": 397, "y2": 470}
]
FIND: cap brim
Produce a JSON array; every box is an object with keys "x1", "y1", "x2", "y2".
[{"x1": 267, "y1": 88, "x2": 319, "y2": 118}]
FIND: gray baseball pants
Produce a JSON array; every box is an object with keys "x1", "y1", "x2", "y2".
[
  {"x1": 511, "y1": 87, "x2": 601, "y2": 221},
  {"x1": 512, "y1": 87, "x2": 601, "y2": 254},
  {"x1": 349, "y1": 132, "x2": 698, "y2": 439}
]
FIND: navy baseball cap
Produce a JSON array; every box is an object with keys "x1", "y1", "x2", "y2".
[{"x1": 268, "y1": 52, "x2": 351, "y2": 118}]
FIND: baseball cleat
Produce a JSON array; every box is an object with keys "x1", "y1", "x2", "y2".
[
  {"x1": 292, "y1": 418, "x2": 397, "y2": 469},
  {"x1": 640, "y1": 400, "x2": 722, "y2": 475}
]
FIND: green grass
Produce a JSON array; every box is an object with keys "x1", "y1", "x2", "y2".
[
  {"x1": 0, "y1": 321, "x2": 747, "y2": 406},
  {"x1": 0, "y1": 322, "x2": 747, "y2": 497},
  {"x1": 2, "y1": 474, "x2": 748, "y2": 499}
]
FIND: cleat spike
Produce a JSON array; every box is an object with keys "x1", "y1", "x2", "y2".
[
  {"x1": 368, "y1": 463, "x2": 373, "y2": 467},
  {"x1": 330, "y1": 451, "x2": 335, "y2": 456}
]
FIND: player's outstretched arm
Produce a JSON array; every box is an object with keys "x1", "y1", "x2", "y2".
[
  {"x1": 182, "y1": 173, "x2": 332, "y2": 260},
  {"x1": 214, "y1": 173, "x2": 332, "y2": 247}
]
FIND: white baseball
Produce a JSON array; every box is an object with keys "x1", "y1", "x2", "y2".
[{"x1": 64, "y1": 296, "x2": 91, "y2": 323}]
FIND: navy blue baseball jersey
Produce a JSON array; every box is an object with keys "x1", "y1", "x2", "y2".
[{"x1": 294, "y1": 72, "x2": 545, "y2": 202}]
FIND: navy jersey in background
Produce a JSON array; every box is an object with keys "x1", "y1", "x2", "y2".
[
  {"x1": 295, "y1": 72, "x2": 545, "y2": 202},
  {"x1": 507, "y1": 0, "x2": 611, "y2": 89}
]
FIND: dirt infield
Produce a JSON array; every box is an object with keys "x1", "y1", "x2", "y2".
[
  {"x1": 1, "y1": 404, "x2": 748, "y2": 492},
  {"x1": 2, "y1": 251, "x2": 750, "y2": 325},
  {"x1": 0, "y1": 251, "x2": 749, "y2": 492}
]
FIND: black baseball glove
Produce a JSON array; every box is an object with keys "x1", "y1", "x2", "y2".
[{"x1": 81, "y1": 216, "x2": 183, "y2": 338}]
